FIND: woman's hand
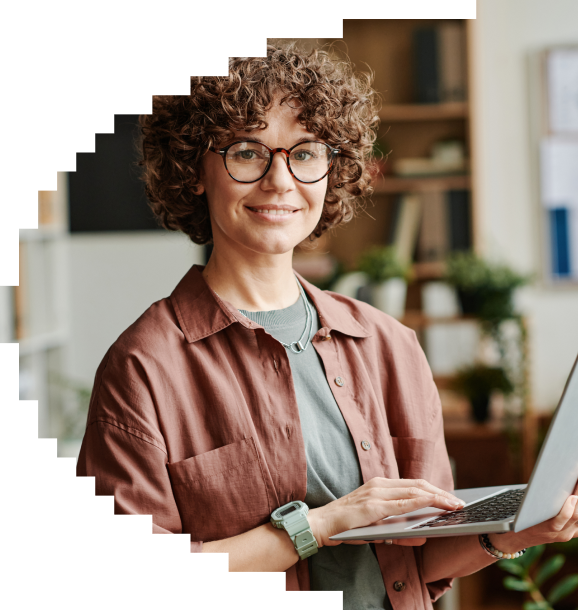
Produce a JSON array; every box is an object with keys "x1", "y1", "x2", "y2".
[
  {"x1": 488, "y1": 487, "x2": 578, "y2": 555},
  {"x1": 307, "y1": 477, "x2": 465, "y2": 549}
]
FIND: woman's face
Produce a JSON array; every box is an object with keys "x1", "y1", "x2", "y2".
[{"x1": 198, "y1": 102, "x2": 329, "y2": 260}]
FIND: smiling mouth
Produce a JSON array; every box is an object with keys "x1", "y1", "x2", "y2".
[{"x1": 246, "y1": 207, "x2": 299, "y2": 215}]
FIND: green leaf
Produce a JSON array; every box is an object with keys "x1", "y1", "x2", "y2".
[
  {"x1": 504, "y1": 576, "x2": 533, "y2": 592},
  {"x1": 547, "y1": 574, "x2": 578, "y2": 605},
  {"x1": 499, "y1": 558, "x2": 525, "y2": 576},
  {"x1": 535, "y1": 554, "x2": 565, "y2": 586},
  {"x1": 523, "y1": 602, "x2": 550, "y2": 610},
  {"x1": 519, "y1": 545, "x2": 546, "y2": 570}
]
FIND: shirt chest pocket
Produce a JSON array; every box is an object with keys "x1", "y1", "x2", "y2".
[
  {"x1": 167, "y1": 436, "x2": 271, "y2": 543},
  {"x1": 391, "y1": 437, "x2": 436, "y2": 481}
]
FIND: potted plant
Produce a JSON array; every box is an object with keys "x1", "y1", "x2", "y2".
[
  {"x1": 444, "y1": 252, "x2": 530, "y2": 323},
  {"x1": 498, "y1": 543, "x2": 578, "y2": 610},
  {"x1": 450, "y1": 364, "x2": 514, "y2": 423},
  {"x1": 357, "y1": 246, "x2": 409, "y2": 319}
]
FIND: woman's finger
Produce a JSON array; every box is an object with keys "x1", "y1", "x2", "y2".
[
  {"x1": 551, "y1": 495, "x2": 578, "y2": 531},
  {"x1": 370, "y1": 478, "x2": 464, "y2": 506},
  {"x1": 382, "y1": 493, "x2": 460, "y2": 516},
  {"x1": 373, "y1": 486, "x2": 462, "y2": 508},
  {"x1": 392, "y1": 537, "x2": 427, "y2": 546}
]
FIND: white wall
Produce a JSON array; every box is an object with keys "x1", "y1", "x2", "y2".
[
  {"x1": 65, "y1": 231, "x2": 203, "y2": 388},
  {"x1": 471, "y1": 0, "x2": 578, "y2": 410}
]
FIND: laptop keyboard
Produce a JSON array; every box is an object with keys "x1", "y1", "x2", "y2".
[{"x1": 410, "y1": 488, "x2": 526, "y2": 529}]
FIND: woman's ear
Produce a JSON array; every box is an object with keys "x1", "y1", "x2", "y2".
[{"x1": 192, "y1": 182, "x2": 205, "y2": 196}]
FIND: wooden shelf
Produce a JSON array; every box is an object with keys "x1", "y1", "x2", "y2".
[
  {"x1": 379, "y1": 102, "x2": 469, "y2": 122},
  {"x1": 373, "y1": 174, "x2": 471, "y2": 194},
  {"x1": 411, "y1": 261, "x2": 447, "y2": 280}
]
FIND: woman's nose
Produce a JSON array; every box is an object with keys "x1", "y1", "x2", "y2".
[{"x1": 260, "y1": 152, "x2": 295, "y2": 192}]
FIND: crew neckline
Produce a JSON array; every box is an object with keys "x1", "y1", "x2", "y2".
[{"x1": 239, "y1": 293, "x2": 311, "y2": 329}]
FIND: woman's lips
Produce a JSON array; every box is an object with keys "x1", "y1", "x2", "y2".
[{"x1": 246, "y1": 206, "x2": 300, "y2": 219}]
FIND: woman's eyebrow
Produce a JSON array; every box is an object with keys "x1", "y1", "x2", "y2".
[{"x1": 231, "y1": 136, "x2": 319, "y2": 147}]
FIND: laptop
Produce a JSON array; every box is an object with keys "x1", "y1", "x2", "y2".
[{"x1": 331, "y1": 354, "x2": 578, "y2": 542}]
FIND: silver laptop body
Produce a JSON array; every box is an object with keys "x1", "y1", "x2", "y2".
[{"x1": 331, "y1": 354, "x2": 578, "y2": 542}]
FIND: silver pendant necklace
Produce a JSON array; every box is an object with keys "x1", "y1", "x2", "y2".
[{"x1": 216, "y1": 278, "x2": 314, "y2": 355}]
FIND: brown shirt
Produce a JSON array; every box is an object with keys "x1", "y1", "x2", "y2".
[{"x1": 77, "y1": 264, "x2": 454, "y2": 609}]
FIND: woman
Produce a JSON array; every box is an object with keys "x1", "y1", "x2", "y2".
[{"x1": 77, "y1": 44, "x2": 578, "y2": 609}]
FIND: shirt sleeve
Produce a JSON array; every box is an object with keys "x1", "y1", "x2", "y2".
[
  {"x1": 76, "y1": 346, "x2": 203, "y2": 553},
  {"x1": 77, "y1": 421, "x2": 202, "y2": 553}
]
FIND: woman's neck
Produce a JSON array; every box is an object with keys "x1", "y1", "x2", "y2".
[{"x1": 202, "y1": 247, "x2": 300, "y2": 312}]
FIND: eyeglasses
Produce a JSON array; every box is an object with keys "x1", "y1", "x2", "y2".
[{"x1": 209, "y1": 140, "x2": 340, "y2": 184}]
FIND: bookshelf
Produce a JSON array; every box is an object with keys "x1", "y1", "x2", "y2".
[
  {"x1": 374, "y1": 174, "x2": 471, "y2": 195},
  {"x1": 320, "y1": 19, "x2": 473, "y2": 281},
  {"x1": 15, "y1": 172, "x2": 70, "y2": 439}
]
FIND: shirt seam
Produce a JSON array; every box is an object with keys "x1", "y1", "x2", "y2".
[{"x1": 87, "y1": 418, "x2": 168, "y2": 455}]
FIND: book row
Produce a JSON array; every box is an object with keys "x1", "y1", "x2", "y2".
[
  {"x1": 388, "y1": 189, "x2": 472, "y2": 265},
  {"x1": 413, "y1": 22, "x2": 468, "y2": 104}
]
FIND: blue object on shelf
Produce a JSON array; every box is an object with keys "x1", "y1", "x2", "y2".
[{"x1": 549, "y1": 207, "x2": 572, "y2": 277}]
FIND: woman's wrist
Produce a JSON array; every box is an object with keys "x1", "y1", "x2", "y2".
[
  {"x1": 307, "y1": 508, "x2": 326, "y2": 548},
  {"x1": 487, "y1": 531, "x2": 528, "y2": 555}
]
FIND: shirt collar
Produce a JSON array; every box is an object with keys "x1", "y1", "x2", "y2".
[{"x1": 170, "y1": 264, "x2": 371, "y2": 344}]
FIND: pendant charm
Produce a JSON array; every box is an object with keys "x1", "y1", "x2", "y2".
[{"x1": 291, "y1": 340, "x2": 306, "y2": 354}]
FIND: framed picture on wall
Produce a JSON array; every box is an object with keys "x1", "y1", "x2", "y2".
[{"x1": 540, "y1": 47, "x2": 578, "y2": 282}]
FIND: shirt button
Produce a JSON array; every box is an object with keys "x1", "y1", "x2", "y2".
[
  {"x1": 393, "y1": 581, "x2": 406, "y2": 592},
  {"x1": 334, "y1": 376, "x2": 344, "y2": 387},
  {"x1": 323, "y1": 334, "x2": 332, "y2": 341},
  {"x1": 361, "y1": 440, "x2": 371, "y2": 451}
]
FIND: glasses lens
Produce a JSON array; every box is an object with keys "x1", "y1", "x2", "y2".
[
  {"x1": 225, "y1": 142, "x2": 270, "y2": 182},
  {"x1": 289, "y1": 142, "x2": 332, "y2": 182},
  {"x1": 223, "y1": 141, "x2": 334, "y2": 183}
]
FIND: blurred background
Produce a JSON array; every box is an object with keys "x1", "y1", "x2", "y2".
[{"x1": 1, "y1": 2, "x2": 578, "y2": 608}]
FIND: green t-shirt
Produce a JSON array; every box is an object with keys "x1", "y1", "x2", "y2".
[{"x1": 240, "y1": 292, "x2": 392, "y2": 610}]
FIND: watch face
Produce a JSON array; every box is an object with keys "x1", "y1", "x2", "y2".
[{"x1": 279, "y1": 504, "x2": 298, "y2": 517}]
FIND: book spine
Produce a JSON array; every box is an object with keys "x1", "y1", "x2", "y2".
[
  {"x1": 393, "y1": 194, "x2": 423, "y2": 264},
  {"x1": 413, "y1": 28, "x2": 440, "y2": 104},
  {"x1": 549, "y1": 207, "x2": 572, "y2": 277},
  {"x1": 386, "y1": 196, "x2": 402, "y2": 245},
  {"x1": 447, "y1": 189, "x2": 472, "y2": 252},
  {"x1": 417, "y1": 190, "x2": 449, "y2": 262},
  {"x1": 438, "y1": 22, "x2": 467, "y2": 103}
]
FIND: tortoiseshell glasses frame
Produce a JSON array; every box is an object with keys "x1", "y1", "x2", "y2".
[{"x1": 209, "y1": 140, "x2": 341, "y2": 184}]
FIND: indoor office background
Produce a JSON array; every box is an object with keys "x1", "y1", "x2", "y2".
[{"x1": 1, "y1": 3, "x2": 578, "y2": 609}]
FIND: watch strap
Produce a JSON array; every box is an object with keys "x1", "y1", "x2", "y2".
[
  {"x1": 290, "y1": 520, "x2": 318, "y2": 559},
  {"x1": 271, "y1": 502, "x2": 318, "y2": 560}
]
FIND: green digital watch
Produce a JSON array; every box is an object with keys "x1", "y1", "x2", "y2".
[{"x1": 270, "y1": 501, "x2": 319, "y2": 560}]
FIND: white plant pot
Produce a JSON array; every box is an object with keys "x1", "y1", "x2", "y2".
[{"x1": 371, "y1": 278, "x2": 407, "y2": 319}]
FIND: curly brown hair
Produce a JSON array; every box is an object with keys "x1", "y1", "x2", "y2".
[{"x1": 138, "y1": 42, "x2": 381, "y2": 245}]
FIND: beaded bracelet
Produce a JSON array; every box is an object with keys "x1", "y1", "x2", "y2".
[{"x1": 479, "y1": 534, "x2": 527, "y2": 559}]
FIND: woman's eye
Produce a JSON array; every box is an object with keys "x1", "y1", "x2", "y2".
[
  {"x1": 236, "y1": 150, "x2": 258, "y2": 161},
  {"x1": 292, "y1": 150, "x2": 314, "y2": 162}
]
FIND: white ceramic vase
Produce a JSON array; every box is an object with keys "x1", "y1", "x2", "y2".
[{"x1": 371, "y1": 278, "x2": 407, "y2": 319}]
